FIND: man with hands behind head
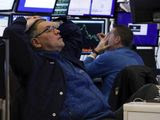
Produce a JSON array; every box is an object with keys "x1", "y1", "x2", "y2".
[
  {"x1": 84, "y1": 25, "x2": 144, "y2": 103},
  {"x1": 4, "y1": 16, "x2": 115, "y2": 120},
  {"x1": 4, "y1": 16, "x2": 66, "y2": 120}
]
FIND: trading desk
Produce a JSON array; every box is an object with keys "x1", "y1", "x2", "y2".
[{"x1": 124, "y1": 102, "x2": 160, "y2": 120}]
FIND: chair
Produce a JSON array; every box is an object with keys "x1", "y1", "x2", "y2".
[
  {"x1": 114, "y1": 84, "x2": 160, "y2": 120},
  {"x1": 108, "y1": 65, "x2": 158, "y2": 111}
]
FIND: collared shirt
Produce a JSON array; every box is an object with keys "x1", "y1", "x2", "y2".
[
  {"x1": 84, "y1": 47, "x2": 144, "y2": 102},
  {"x1": 40, "y1": 51, "x2": 114, "y2": 120}
]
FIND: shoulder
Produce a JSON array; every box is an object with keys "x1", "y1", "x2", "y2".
[
  {"x1": 97, "y1": 51, "x2": 117, "y2": 62},
  {"x1": 102, "y1": 49, "x2": 121, "y2": 57}
]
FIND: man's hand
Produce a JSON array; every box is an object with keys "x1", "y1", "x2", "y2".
[
  {"x1": 25, "y1": 16, "x2": 41, "y2": 31},
  {"x1": 97, "y1": 33, "x2": 106, "y2": 40},
  {"x1": 94, "y1": 33, "x2": 110, "y2": 53}
]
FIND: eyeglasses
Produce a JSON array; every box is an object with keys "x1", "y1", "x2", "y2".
[{"x1": 34, "y1": 26, "x2": 57, "y2": 38}]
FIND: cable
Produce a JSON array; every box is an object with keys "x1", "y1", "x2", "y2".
[{"x1": 133, "y1": 98, "x2": 146, "y2": 102}]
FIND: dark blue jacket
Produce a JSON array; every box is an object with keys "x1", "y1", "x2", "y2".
[
  {"x1": 59, "y1": 20, "x2": 84, "y2": 70},
  {"x1": 84, "y1": 47, "x2": 144, "y2": 102},
  {"x1": 4, "y1": 17, "x2": 66, "y2": 120}
]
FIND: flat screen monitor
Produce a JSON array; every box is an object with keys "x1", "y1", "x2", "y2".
[
  {"x1": 52, "y1": 0, "x2": 70, "y2": 16},
  {"x1": 130, "y1": 0, "x2": 160, "y2": 23},
  {"x1": 68, "y1": 0, "x2": 116, "y2": 17},
  {"x1": 0, "y1": 0, "x2": 15, "y2": 11},
  {"x1": 0, "y1": 15, "x2": 10, "y2": 38},
  {"x1": 117, "y1": 12, "x2": 159, "y2": 47},
  {"x1": 11, "y1": 14, "x2": 51, "y2": 23},
  {"x1": 16, "y1": 0, "x2": 56, "y2": 13},
  {"x1": 71, "y1": 19, "x2": 106, "y2": 52}
]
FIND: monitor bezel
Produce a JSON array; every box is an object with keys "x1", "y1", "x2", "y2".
[
  {"x1": 0, "y1": 0, "x2": 16, "y2": 11},
  {"x1": 0, "y1": 14, "x2": 10, "y2": 38},
  {"x1": 15, "y1": 0, "x2": 57, "y2": 14}
]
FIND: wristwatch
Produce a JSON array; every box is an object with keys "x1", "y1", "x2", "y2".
[{"x1": 92, "y1": 49, "x2": 99, "y2": 55}]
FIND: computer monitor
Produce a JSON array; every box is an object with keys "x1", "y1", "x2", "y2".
[
  {"x1": 0, "y1": 0, "x2": 15, "y2": 11},
  {"x1": 16, "y1": 0, "x2": 56, "y2": 13},
  {"x1": 71, "y1": 19, "x2": 106, "y2": 52},
  {"x1": 52, "y1": 0, "x2": 70, "y2": 16},
  {"x1": 130, "y1": 0, "x2": 160, "y2": 23},
  {"x1": 11, "y1": 14, "x2": 51, "y2": 23},
  {"x1": 0, "y1": 15, "x2": 10, "y2": 38},
  {"x1": 68, "y1": 0, "x2": 116, "y2": 18},
  {"x1": 90, "y1": 0, "x2": 116, "y2": 17},
  {"x1": 117, "y1": 0, "x2": 129, "y2": 2},
  {"x1": 116, "y1": 12, "x2": 159, "y2": 47}
]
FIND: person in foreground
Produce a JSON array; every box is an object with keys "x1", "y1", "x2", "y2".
[
  {"x1": 84, "y1": 25, "x2": 144, "y2": 102},
  {"x1": 4, "y1": 16, "x2": 114, "y2": 120}
]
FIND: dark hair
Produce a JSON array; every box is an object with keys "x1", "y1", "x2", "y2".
[
  {"x1": 113, "y1": 24, "x2": 133, "y2": 47},
  {"x1": 26, "y1": 19, "x2": 46, "y2": 42}
]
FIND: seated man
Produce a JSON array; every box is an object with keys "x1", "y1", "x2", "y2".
[
  {"x1": 84, "y1": 25, "x2": 144, "y2": 103},
  {"x1": 4, "y1": 16, "x2": 66, "y2": 120},
  {"x1": 4, "y1": 17, "x2": 114, "y2": 120}
]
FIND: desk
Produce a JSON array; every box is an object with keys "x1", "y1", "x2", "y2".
[{"x1": 124, "y1": 102, "x2": 160, "y2": 120}]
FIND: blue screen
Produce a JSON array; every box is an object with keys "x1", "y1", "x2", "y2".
[
  {"x1": 17, "y1": 0, "x2": 56, "y2": 13},
  {"x1": 117, "y1": 12, "x2": 158, "y2": 46},
  {"x1": 53, "y1": 0, "x2": 70, "y2": 16}
]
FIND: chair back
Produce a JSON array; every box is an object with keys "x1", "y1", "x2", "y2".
[{"x1": 108, "y1": 65, "x2": 158, "y2": 111}]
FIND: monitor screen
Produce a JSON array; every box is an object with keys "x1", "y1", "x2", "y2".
[
  {"x1": 90, "y1": 0, "x2": 116, "y2": 17},
  {"x1": 117, "y1": 12, "x2": 158, "y2": 46},
  {"x1": 52, "y1": 0, "x2": 70, "y2": 16},
  {"x1": 68, "y1": 0, "x2": 115, "y2": 17},
  {"x1": 130, "y1": 0, "x2": 160, "y2": 23},
  {"x1": 0, "y1": 15, "x2": 9, "y2": 38},
  {"x1": 0, "y1": 0, "x2": 15, "y2": 11},
  {"x1": 11, "y1": 14, "x2": 51, "y2": 23},
  {"x1": 16, "y1": 0, "x2": 56, "y2": 13},
  {"x1": 71, "y1": 19, "x2": 106, "y2": 51}
]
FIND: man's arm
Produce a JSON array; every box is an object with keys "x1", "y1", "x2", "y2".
[
  {"x1": 84, "y1": 33, "x2": 110, "y2": 77},
  {"x1": 85, "y1": 33, "x2": 110, "y2": 60},
  {"x1": 4, "y1": 17, "x2": 36, "y2": 77}
]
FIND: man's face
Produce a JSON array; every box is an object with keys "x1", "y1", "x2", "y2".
[
  {"x1": 107, "y1": 28, "x2": 121, "y2": 50},
  {"x1": 32, "y1": 21, "x2": 65, "y2": 52}
]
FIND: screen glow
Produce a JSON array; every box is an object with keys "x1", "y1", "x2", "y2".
[
  {"x1": 0, "y1": 0, "x2": 15, "y2": 10},
  {"x1": 17, "y1": 0, "x2": 56, "y2": 13},
  {"x1": 68, "y1": 0, "x2": 115, "y2": 17},
  {"x1": 0, "y1": 15, "x2": 9, "y2": 37}
]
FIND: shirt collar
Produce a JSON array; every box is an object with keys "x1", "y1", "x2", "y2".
[{"x1": 37, "y1": 50, "x2": 62, "y2": 60}]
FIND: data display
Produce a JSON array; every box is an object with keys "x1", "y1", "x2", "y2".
[
  {"x1": 0, "y1": 15, "x2": 9, "y2": 37},
  {"x1": 68, "y1": 0, "x2": 115, "y2": 17},
  {"x1": 71, "y1": 19, "x2": 105, "y2": 50},
  {"x1": 0, "y1": 0, "x2": 15, "y2": 11},
  {"x1": 53, "y1": 0, "x2": 70, "y2": 16}
]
